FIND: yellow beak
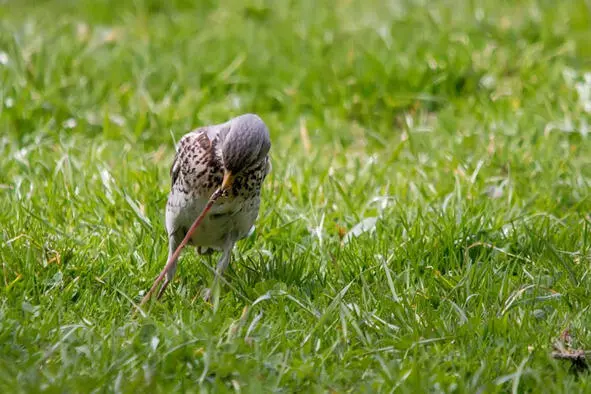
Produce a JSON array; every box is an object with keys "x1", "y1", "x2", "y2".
[{"x1": 221, "y1": 170, "x2": 235, "y2": 191}]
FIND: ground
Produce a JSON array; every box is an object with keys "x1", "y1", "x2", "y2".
[{"x1": 1, "y1": 0, "x2": 591, "y2": 392}]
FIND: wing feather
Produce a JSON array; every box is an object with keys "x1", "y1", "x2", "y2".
[{"x1": 170, "y1": 128, "x2": 212, "y2": 189}]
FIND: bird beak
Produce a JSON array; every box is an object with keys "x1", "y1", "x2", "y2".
[{"x1": 221, "y1": 170, "x2": 235, "y2": 191}]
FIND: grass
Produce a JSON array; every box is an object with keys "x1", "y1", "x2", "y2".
[{"x1": 1, "y1": 0, "x2": 591, "y2": 391}]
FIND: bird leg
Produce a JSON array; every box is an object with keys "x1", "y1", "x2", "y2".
[
  {"x1": 216, "y1": 240, "x2": 235, "y2": 276},
  {"x1": 203, "y1": 240, "x2": 235, "y2": 303},
  {"x1": 156, "y1": 234, "x2": 181, "y2": 299}
]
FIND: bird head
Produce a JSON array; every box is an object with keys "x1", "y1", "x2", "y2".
[{"x1": 220, "y1": 113, "x2": 271, "y2": 191}]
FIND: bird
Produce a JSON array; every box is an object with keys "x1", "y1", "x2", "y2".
[{"x1": 156, "y1": 113, "x2": 271, "y2": 300}]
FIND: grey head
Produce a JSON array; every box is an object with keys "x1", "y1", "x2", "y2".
[{"x1": 221, "y1": 113, "x2": 271, "y2": 175}]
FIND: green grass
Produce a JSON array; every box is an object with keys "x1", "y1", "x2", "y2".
[{"x1": 1, "y1": 0, "x2": 591, "y2": 391}]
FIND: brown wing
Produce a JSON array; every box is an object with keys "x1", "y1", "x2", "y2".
[
  {"x1": 170, "y1": 128, "x2": 212, "y2": 189},
  {"x1": 194, "y1": 129, "x2": 212, "y2": 150},
  {"x1": 170, "y1": 149, "x2": 182, "y2": 188}
]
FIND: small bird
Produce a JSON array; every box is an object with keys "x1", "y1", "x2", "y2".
[{"x1": 157, "y1": 113, "x2": 271, "y2": 299}]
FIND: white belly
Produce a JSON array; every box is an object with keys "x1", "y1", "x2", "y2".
[{"x1": 166, "y1": 194, "x2": 260, "y2": 249}]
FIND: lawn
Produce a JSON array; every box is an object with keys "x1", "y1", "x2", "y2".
[{"x1": 1, "y1": 0, "x2": 591, "y2": 392}]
